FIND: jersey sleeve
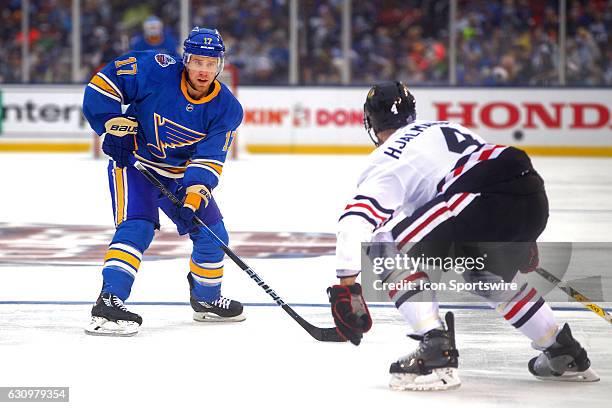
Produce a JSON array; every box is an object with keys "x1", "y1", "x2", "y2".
[
  {"x1": 336, "y1": 166, "x2": 406, "y2": 278},
  {"x1": 82, "y1": 52, "x2": 145, "y2": 136},
  {"x1": 183, "y1": 96, "x2": 244, "y2": 191}
]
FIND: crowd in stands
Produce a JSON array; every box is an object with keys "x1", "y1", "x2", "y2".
[
  {"x1": 349, "y1": 0, "x2": 450, "y2": 85},
  {"x1": 80, "y1": 0, "x2": 179, "y2": 81},
  {"x1": 0, "y1": 0, "x2": 72, "y2": 83},
  {"x1": 0, "y1": 0, "x2": 609, "y2": 86},
  {"x1": 192, "y1": 0, "x2": 290, "y2": 84},
  {"x1": 455, "y1": 0, "x2": 610, "y2": 86}
]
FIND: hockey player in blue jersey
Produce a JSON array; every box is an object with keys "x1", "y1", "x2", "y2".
[
  {"x1": 82, "y1": 27, "x2": 244, "y2": 336},
  {"x1": 130, "y1": 15, "x2": 178, "y2": 55}
]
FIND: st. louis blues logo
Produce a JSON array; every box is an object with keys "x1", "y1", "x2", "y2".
[
  {"x1": 148, "y1": 113, "x2": 206, "y2": 158},
  {"x1": 155, "y1": 53, "x2": 176, "y2": 67}
]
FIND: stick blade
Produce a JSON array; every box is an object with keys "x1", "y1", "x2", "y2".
[{"x1": 310, "y1": 327, "x2": 347, "y2": 342}]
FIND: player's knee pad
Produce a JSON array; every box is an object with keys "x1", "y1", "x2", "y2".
[
  {"x1": 208, "y1": 219, "x2": 229, "y2": 246},
  {"x1": 112, "y1": 219, "x2": 155, "y2": 253},
  {"x1": 191, "y1": 219, "x2": 228, "y2": 258}
]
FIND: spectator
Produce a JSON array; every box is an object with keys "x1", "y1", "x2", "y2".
[{"x1": 130, "y1": 15, "x2": 178, "y2": 55}]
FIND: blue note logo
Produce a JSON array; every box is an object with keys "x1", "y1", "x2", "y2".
[{"x1": 148, "y1": 113, "x2": 206, "y2": 158}]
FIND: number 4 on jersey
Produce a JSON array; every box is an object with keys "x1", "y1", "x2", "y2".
[{"x1": 441, "y1": 126, "x2": 483, "y2": 154}]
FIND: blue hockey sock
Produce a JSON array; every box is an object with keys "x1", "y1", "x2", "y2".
[
  {"x1": 100, "y1": 219, "x2": 154, "y2": 301},
  {"x1": 189, "y1": 261, "x2": 223, "y2": 301},
  {"x1": 102, "y1": 266, "x2": 136, "y2": 301},
  {"x1": 188, "y1": 221, "x2": 228, "y2": 301}
]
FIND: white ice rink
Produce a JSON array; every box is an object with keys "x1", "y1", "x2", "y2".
[{"x1": 1, "y1": 153, "x2": 611, "y2": 407}]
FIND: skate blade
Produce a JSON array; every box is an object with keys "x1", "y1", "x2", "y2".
[
  {"x1": 390, "y1": 367, "x2": 461, "y2": 391},
  {"x1": 534, "y1": 367, "x2": 600, "y2": 382},
  {"x1": 193, "y1": 311, "x2": 246, "y2": 323},
  {"x1": 84, "y1": 317, "x2": 140, "y2": 337}
]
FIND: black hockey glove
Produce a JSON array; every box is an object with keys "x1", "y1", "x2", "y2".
[
  {"x1": 102, "y1": 116, "x2": 138, "y2": 168},
  {"x1": 327, "y1": 283, "x2": 372, "y2": 346}
]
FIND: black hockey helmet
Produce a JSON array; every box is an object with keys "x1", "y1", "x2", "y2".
[{"x1": 363, "y1": 81, "x2": 416, "y2": 146}]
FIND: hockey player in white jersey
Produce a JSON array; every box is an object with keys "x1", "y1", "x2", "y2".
[{"x1": 326, "y1": 81, "x2": 599, "y2": 391}]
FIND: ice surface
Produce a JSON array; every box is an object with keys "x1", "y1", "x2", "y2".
[{"x1": 1, "y1": 153, "x2": 611, "y2": 407}]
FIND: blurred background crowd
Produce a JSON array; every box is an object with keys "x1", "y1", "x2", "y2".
[{"x1": 0, "y1": 0, "x2": 609, "y2": 86}]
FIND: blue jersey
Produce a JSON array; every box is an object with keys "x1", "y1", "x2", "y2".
[{"x1": 83, "y1": 51, "x2": 243, "y2": 191}]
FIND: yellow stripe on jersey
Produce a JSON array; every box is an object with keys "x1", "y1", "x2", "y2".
[
  {"x1": 104, "y1": 249, "x2": 141, "y2": 270},
  {"x1": 149, "y1": 165, "x2": 186, "y2": 174},
  {"x1": 90, "y1": 74, "x2": 122, "y2": 100},
  {"x1": 114, "y1": 167, "x2": 126, "y2": 226},
  {"x1": 189, "y1": 160, "x2": 223, "y2": 176},
  {"x1": 133, "y1": 154, "x2": 188, "y2": 176},
  {"x1": 190, "y1": 258, "x2": 224, "y2": 279},
  {"x1": 202, "y1": 161, "x2": 223, "y2": 175}
]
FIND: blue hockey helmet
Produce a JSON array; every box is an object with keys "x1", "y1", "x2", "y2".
[
  {"x1": 182, "y1": 27, "x2": 225, "y2": 75},
  {"x1": 143, "y1": 16, "x2": 163, "y2": 37}
]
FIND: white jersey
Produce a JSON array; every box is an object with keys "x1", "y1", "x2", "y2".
[{"x1": 336, "y1": 120, "x2": 507, "y2": 277}]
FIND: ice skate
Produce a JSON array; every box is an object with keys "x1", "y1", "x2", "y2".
[
  {"x1": 389, "y1": 312, "x2": 460, "y2": 391},
  {"x1": 528, "y1": 323, "x2": 599, "y2": 382},
  {"x1": 84, "y1": 292, "x2": 142, "y2": 337},
  {"x1": 188, "y1": 273, "x2": 245, "y2": 322}
]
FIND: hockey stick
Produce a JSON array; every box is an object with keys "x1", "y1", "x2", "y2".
[
  {"x1": 130, "y1": 158, "x2": 345, "y2": 342},
  {"x1": 535, "y1": 267, "x2": 612, "y2": 325}
]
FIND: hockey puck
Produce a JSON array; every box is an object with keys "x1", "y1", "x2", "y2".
[{"x1": 513, "y1": 130, "x2": 524, "y2": 141}]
